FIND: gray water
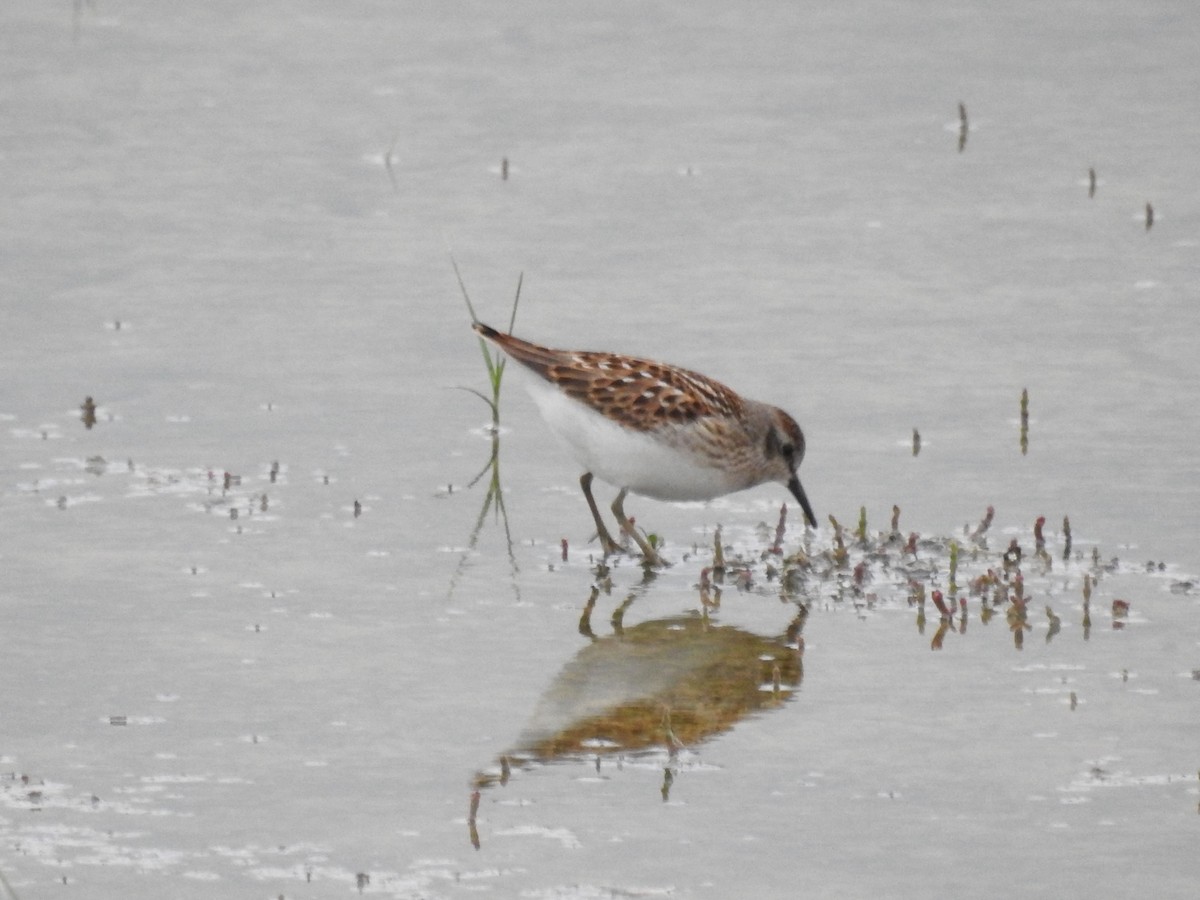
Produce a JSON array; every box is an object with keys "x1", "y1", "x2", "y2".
[{"x1": 3, "y1": 2, "x2": 1198, "y2": 897}]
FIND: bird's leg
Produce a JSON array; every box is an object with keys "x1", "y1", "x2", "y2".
[
  {"x1": 611, "y1": 488, "x2": 667, "y2": 567},
  {"x1": 580, "y1": 472, "x2": 623, "y2": 556}
]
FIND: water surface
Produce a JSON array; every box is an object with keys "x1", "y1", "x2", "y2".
[{"x1": 2, "y1": 1, "x2": 1198, "y2": 897}]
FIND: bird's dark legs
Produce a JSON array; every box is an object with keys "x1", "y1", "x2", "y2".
[
  {"x1": 580, "y1": 472, "x2": 622, "y2": 556},
  {"x1": 579, "y1": 474, "x2": 667, "y2": 566},
  {"x1": 611, "y1": 487, "x2": 666, "y2": 567}
]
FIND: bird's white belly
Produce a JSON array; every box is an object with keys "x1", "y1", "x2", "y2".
[{"x1": 522, "y1": 377, "x2": 739, "y2": 501}]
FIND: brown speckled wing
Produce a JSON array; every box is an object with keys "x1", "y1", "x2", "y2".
[
  {"x1": 476, "y1": 324, "x2": 745, "y2": 431},
  {"x1": 549, "y1": 352, "x2": 745, "y2": 431}
]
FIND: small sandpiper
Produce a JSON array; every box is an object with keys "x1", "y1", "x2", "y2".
[{"x1": 473, "y1": 322, "x2": 816, "y2": 565}]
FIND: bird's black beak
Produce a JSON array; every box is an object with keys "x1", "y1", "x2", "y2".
[{"x1": 787, "y1": 474, "x2": 817, "y2": 529}]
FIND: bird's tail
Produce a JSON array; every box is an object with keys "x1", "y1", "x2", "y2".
[{"x1": 472, "y1": 322, "x2": 562, "y2": 377}]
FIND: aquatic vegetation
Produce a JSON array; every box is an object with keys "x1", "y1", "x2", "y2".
[
  {"x1": 452, "y1": 258, "x2": 522, "y2": 432},
  {"x1": 1020, "y1": 388, "x2": 1030, "y2": 455},
  {"x1": 443, "y1": 263, "x2": 526, "y2": 599},
  {"x1": 80, "y1": 396, "x2": 97, "y2": 430},
  {"x1": 468, "y1": 498, "x2": 1175, "y2": 848}
]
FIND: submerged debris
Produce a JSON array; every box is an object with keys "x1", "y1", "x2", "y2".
[{"x1": 80, "y1": 396, "x2": 97, "y2": 430}]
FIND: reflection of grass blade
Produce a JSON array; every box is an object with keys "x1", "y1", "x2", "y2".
[
  {"x1": 464, "y1": 443, "x2": 498, "y2": 490},
  {"x1": 0, "y1": 864, "x2": 22, "y2": 900},
  {"x1": 443, "y1": 257, "x2": 525, "y2": 605},
  {"x1": 444, "y1": 434, "x2": 520, "y2": 603}
]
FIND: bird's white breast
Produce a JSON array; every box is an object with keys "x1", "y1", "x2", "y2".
[{"x1": 519, "y1": 374, "x2": 741, "y2": 501}]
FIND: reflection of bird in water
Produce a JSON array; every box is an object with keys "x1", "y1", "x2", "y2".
[
  {"x1": 470, "y1": 608, "x2": 806, "y2": 843},
  {"x1": 468, "y1": 610, "x2": 805, "y2": 846}
]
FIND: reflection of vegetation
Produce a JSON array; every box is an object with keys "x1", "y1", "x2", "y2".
[
  {"x1": 445, "y1": 261, "x2": 524, "y2": 600},
  {"x1": 448, "y1": 428, "x2": 519, "y2": 596},
  {"x1": 466, "y1": 498, "x2": 1191, "y2": 847}
]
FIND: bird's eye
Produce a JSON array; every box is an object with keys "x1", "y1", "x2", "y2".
[{"x1": 765, "y1": 428, "x2": 795, "y2": 460}]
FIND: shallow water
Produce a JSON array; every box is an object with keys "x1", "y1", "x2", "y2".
[{"x1": 2, "y1": 1, "x2": 1199, "y2": 897}]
